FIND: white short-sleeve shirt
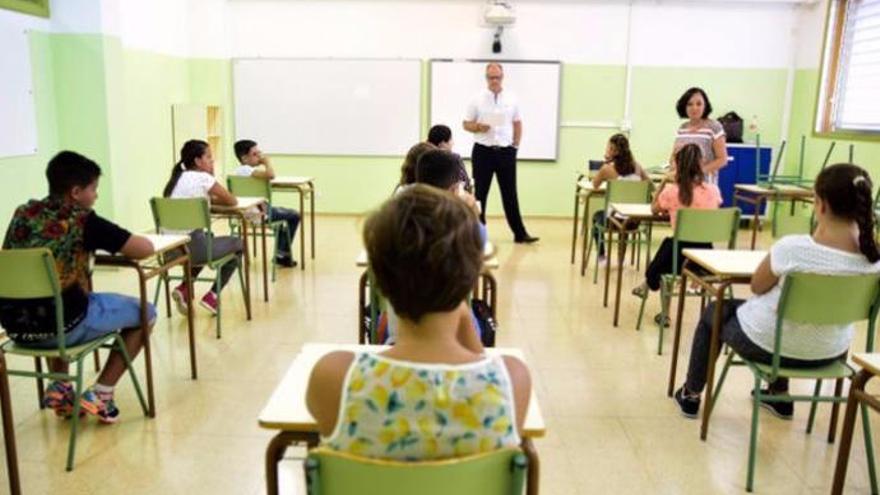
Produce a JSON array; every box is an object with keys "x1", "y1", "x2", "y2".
[
  {"x1": 464, "y1": 89, "x2": 522, "y2": 147},
  {"x1": 234, "y1": 165, "x2": 254, "y2": 177},
  {"x1": 170, "y1": 170, "x2": 217, "y2": 199},
  {"x1": 737, "y1": 235, "x2": 880, "y2": 360}
]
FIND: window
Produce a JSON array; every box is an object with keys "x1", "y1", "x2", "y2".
[{"x1": 817, "y1": 0, "x2": 880, "y2": 134}]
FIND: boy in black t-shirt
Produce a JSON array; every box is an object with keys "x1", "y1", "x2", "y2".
[{"x1": 1, "y1": 151, "x2": 156, "y2": 423}]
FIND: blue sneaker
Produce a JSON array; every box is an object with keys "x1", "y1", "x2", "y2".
[
  {"x1": 77, "y1": 387, "x2": 119, "y2": 424},
  {"x1": 42, "y1": 381, "x2": 74, "y2": 417}
]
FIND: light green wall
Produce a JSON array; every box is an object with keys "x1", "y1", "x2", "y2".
[{"x1": 784, "y1": 69, "x2": 880, "y2": 181}]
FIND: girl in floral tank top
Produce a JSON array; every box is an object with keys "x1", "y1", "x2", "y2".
[{"x1": 306, "y1": 185, "x2": 531, "y2": 461}]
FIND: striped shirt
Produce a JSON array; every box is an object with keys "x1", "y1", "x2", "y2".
[{"x1": 674, "y1": 119, "x2": 726, "y2": 184}]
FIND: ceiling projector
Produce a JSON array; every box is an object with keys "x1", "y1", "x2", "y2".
[{"x1": 485, "y1": 1, "x2": 516, "y2": 26}]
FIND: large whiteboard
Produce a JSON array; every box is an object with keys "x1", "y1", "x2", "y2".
[
  {"x1": 0, "y1": 22, "x2": 38, "y2": 158},
  {"x1": 233, "y1": 59, "x2": 421, "y2": 156},
  {"x1": 430, "y1": 60, "x2": 560, "y2": 161}
]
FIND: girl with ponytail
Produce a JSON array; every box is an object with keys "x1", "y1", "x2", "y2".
[
  {"x1": 162, "y1": 140, "x2": 243, "y2": 315},
  {"x1": 672, "y1": 163, "x2": 880, "y2": 420}
]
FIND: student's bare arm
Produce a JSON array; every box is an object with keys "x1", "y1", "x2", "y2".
[
  {"x1": 208, "y1": 183, "x2": 238, "y2": 206},
  {"x1": 750, "y1": 254, "x2": 778, "y2": 295},
  {"x1": 502, "y1": 355, "x2": 532, "y2": 434},
  {"x1": 120, "y1": 235, "x2": 155, "y2": 259},
  {"x1": 463, "y1": 120, "x2": 490, "y2": 133},
  {"x1": 306, "y1": 351, "x2": 356, "y2": 437},
  {"x1": 250, "y1": 157, "x2": 276, "y2": 180}
]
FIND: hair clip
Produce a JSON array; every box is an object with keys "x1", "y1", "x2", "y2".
[
  {"x1": 179, "y1": 163, "x2": 186, "y2": 171},
  {"x1": 853, "y1": 175, "x2": 868, "y2": 187}
]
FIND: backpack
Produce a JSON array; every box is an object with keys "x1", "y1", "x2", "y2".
[
  {"x1": 718, "y1": 111, "x2": 744, "y2": 143},
  {"x1": 471, "y1": 299, "x2": 497, "y2": 347}
]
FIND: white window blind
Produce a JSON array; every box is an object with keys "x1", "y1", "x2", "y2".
[{"x1": 834, "y1": 0, "x2": 880, "y2": 132}]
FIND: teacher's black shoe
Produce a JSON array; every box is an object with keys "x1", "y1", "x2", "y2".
[{"x1": 514, "y1": 235, "x2": 540, "y2": 244}]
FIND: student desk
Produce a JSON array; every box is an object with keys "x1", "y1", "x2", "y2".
[
  {"x1": 271, "y1": 176, "x2": 315, "y2": 271},
  {"x1": 355, "y1": 243, "x2": 500, "y2": 343},
  {"x1": 666, "y1": 248, "x2": 767, "y2": 440},
  {"x1": 259, "y1": 343, "x2": 546, "y2": 495},
  {"x1": 0, "y1": 348, "x2": 19, "y2": 495},
  {"x1": 211, "y1": 196, "x2": 269, "y2": 305},
  {"x1": 94, "y1": 234, "x2": 196, "y2": 417},
  {"x1": 570, "y1": 178, "x2": 606, "y2": 273},
  {"x1": 733, "y1": 184, "x2": 814, "y2": 249},
  {"x1": 605, "y1": 203, "x2": 665, "y2": 327},
  {"x1": 832, "y1": 352, "x2": 880, "y2": 494}
]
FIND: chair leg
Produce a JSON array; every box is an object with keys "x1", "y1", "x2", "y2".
[
  {"x1": 657, "y1": 280, "x2": 671, "y2": 356},
  {"x1": 115, "y1": 334, "x2": 148, "y2": 415},
  {"x1": 826, "y1": 378, "x2": 844, "y2": 444},
  {"x1": 860, "y1": 403, "x2": 879, "y2": 495},
  {"x1": 215, "y1": 272, "x2": 223, "y2": 339},
  {"x1": 92, "y1": 350, "x2": 100, "y2": 373},
  {"x1": 0, "y1": 355, "x2": 20, "y2": 495},
  {"x1": 807, "y1": 379, "x2": 822, "y2": 434},
  {"x1": 163, "y1": 273, "x2": 172, "y2": 318},
  {"x1": 238, "y1": 257, "x2": 251, "y2": 320},
  {"x1": 34, "y1": 358, "x2": 45, "y2": 409},
  {"x1": 746, "y1": 375, "x2": 762, "y2": 492},
  {"x1": 65, "y1": 361, "x2": 84, "y2": 472},
  {"x1": 635, "y1": 292, "x2": 648, "y2": 331},
  {"x1": 152, "y1": 275, "x2": 163, "y2": 314}
]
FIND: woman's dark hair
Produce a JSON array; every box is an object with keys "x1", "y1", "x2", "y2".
[
  {"x1": 608, "y1": 133, "x2": 636, "y2": 177},
  {"x1": 676, "y1": 87, "x2": 713, "y2": 119},
  {"x1": 234, "y1": 139, "x2": 257, "y2": 163},
  {"x1": 400, "y1": 142, "x2": 436, "y2": 186},
  {"x1": 815, "y1": 163, "x2": 880, "y2": 263},
  {"x1": 163, "y1": 140, "x2": 209, "y2": 197},
  {"x1": 46, "y1": 151, "x2": 102, "y2": 198},
  {"x1": 427, "y1": 125, "x2": 452, "y2": 146},
  {"x1": 674, "y1": 144, "x2": 704, "y2": 206},
  {"x1": 364, "y1": 185, "x2": 482, "y2": 323},
  {"x1": 416, "y1": 150, "x2": 461, "y2": 190}
]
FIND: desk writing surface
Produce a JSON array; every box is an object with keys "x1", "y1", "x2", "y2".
[
  {"x1": 609, "y1": 203, "x2": 654, "y2": 219},
  {"x1": 853, "y1": 353, "x2": 880, "y2": 377},
  {"x1": 577, "y1": 180, "x2": 605, "y2": 192},
  {"x1": 258, "y1": 343, "x2": 545, "y2": 437},
  {"x1": 95, "y1": 234, "x2": 190, "y2": 261},
  {"x1": 682, "y1": 249, "x2": 767, "y2": 277},
  {"x1": 271, "y1": 176, "x2": 314, "y2": 187},
  {"x1": 211, "y1": 196, "x2": 266, "y2": 213}
]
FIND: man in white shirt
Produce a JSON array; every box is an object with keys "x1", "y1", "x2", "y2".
[
  {"x1": 462, "y1": 63, "x2": 537, "y2": 244},
  {"x1": 233, "y1": 139, "x2": 300, "y2": 268}
]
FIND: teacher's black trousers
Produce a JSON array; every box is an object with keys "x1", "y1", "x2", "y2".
[{"x1": 471, "y1": 143, "x2": 527, "y2": 239}]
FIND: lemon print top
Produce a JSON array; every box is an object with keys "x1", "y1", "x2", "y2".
[{"x1": 324, "y1": 352, "x2": 520, "y2": 460}]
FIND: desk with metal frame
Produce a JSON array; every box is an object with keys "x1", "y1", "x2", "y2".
[
  {"x1": 732, "y1": 184, "x2": 814, "y2": 250},
  {"x1": 271, "y1": 176, "x2": 315, "y2": 271},
  {"x1": 211, "y1": 196, "x2": 269, "y2": 305}
]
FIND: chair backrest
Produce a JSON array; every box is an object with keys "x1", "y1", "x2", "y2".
[
  {"x1": 227, "y1": 176, "x2": 271, "y2": 201},
  {"x1": 150, "y1": 197, "x2": 211, "y2": 232},
  {"x1": 0, "y1": 248, "x2": 67, "y2": 350},
  {"x1": 304, "y1": 447, "x2": 527, "y2": 495},
  {"x1": 605, "y1": 180, "x2": 650, "y2": 206},
  {"x1": 674, "y1": 208, "x2": 740, "y2": 246}
]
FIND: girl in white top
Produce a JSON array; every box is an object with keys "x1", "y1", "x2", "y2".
[
  {"x1": 161, "y1": 140, "x2": 243, "y2": 315},
  {"x1": 307, "y1": 186, "x2": 531, "y2": 461},
  {"x1": 673, "y1": 163, "x2": 880, "y2": 419}
]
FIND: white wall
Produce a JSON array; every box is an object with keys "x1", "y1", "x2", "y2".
[{"x1": 227, "y1": 0, "x2": 805, "y2": 68}]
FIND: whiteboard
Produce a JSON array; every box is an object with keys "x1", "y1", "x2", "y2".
[
  {"x1": 430, "y1": 60, "x2": 560, "y2": 161},
  {"x1": 0, "y1": 23, "x2": 38, "y2": 158},
  {"x1": 233, "y1": 59, "x2": 421, "y2": 156}
]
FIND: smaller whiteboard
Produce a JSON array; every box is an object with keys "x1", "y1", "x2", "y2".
[
  {"x1": 0, "y1": 23, "x2": 38, "y2": 158},
  {"x1": 234, "y1": 59, "x2": 421, "y2": 156},
  {"x1": 430, "y1": 60, "x2": 560, "y2": 160}
]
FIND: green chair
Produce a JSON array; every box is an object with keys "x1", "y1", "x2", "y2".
[
  {"x1": 226, "y1": 176, "x2": 289, "y2": 282},
  {"x1": 304, "y1": 447, "x2": 528, "y2": 495},
  {"x1": 585, "y1": 180, "x2": 653, "y2": 284},
  {"x1": 636, "y1": 208, "x2": 740, "y2": 355},
  {"x1": 150, "y1": 197, "x2": 249, "y2": 339},
  {"x1": 0, "y1": 248, "x2": 147, "y2": 471},
  {"x1": 707, "y1": 273, "x2": 880, "y2": 492}
]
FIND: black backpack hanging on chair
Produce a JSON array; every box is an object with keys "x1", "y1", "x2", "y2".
[{"x1": 718, "y1": 111, "x2": 744, "y2": 143}]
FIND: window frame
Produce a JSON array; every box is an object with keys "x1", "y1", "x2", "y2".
[{"x1": 815, "y1": 0, "x2": 880, "y2": 140}]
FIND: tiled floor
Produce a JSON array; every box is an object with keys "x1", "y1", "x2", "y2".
[{"x1": 2, "y1": 215, "x2": 878, "y2": 494}]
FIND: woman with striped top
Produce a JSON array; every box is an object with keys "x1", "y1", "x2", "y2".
[{"x1": 672, "y1": 87, "x2": 728, "y2": 185}]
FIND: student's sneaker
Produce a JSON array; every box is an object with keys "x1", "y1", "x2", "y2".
[
  {"x1": 673, "y1": 387, "x2": 701, "y2": 419},
  {"x1": 631, "y1": 283, "x2": 648, "y2": 299},
  {"x1": 275, "y1": 255, "x2": 297, "y2": 268},
  {"x1": 171, "y1": 284, "x2": 189, "y2": 316},
  {"x1": 200, "y1": 291, "x2": 219, "y2": 316},
  {"x1": 654, "y1": 313, "x2": 671, "y2": 328},
  {"x1": 94, "y1": 392, "x2": 120, "y2": 425},
  {"x1": 751, "y1": 389, "x2": 794, "y2": 420},
  {"x1": 42, "y1": 381, "x2": 74, "y2": 417}
]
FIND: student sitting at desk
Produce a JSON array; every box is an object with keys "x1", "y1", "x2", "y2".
[
  {"x1": 591, "y1": 133, "x2": 650, "y2": 260},
  {"x1": 673, "y1": 164, "x2": 880, "y2": 419},
  {"x1": 632, "y1": 144, "x2": 722, "y2": 327},
  {"x1": 397, "y1": 141, "x2": 435, "y2": 191},
  {"x1": 427, "y1": 124, "x2": 472, "y2": 192},
  {"x1": 307, "y1": 186, "x2": 531, "y2": 460},
  {"x1": 233, "y1": 139, "x2": 300, "y2": 268},
  {"x1": 162, "y1": 140, "x2": 243, "y2": 315},
  {"x1": 0, "y1": 151, "x2": 155, "y2": 423}
]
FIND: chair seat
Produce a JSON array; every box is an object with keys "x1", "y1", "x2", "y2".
[
  {"x1": 1, "y1": 333, "x2": 114, "y2": 359},
  {"x1": 750, "y1": 359, "x2": 852, "y2": 380}
]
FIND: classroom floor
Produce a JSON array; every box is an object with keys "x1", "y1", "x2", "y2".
[{"x1": 2, "y1": 215, "x2": 879, "y2": 494}]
